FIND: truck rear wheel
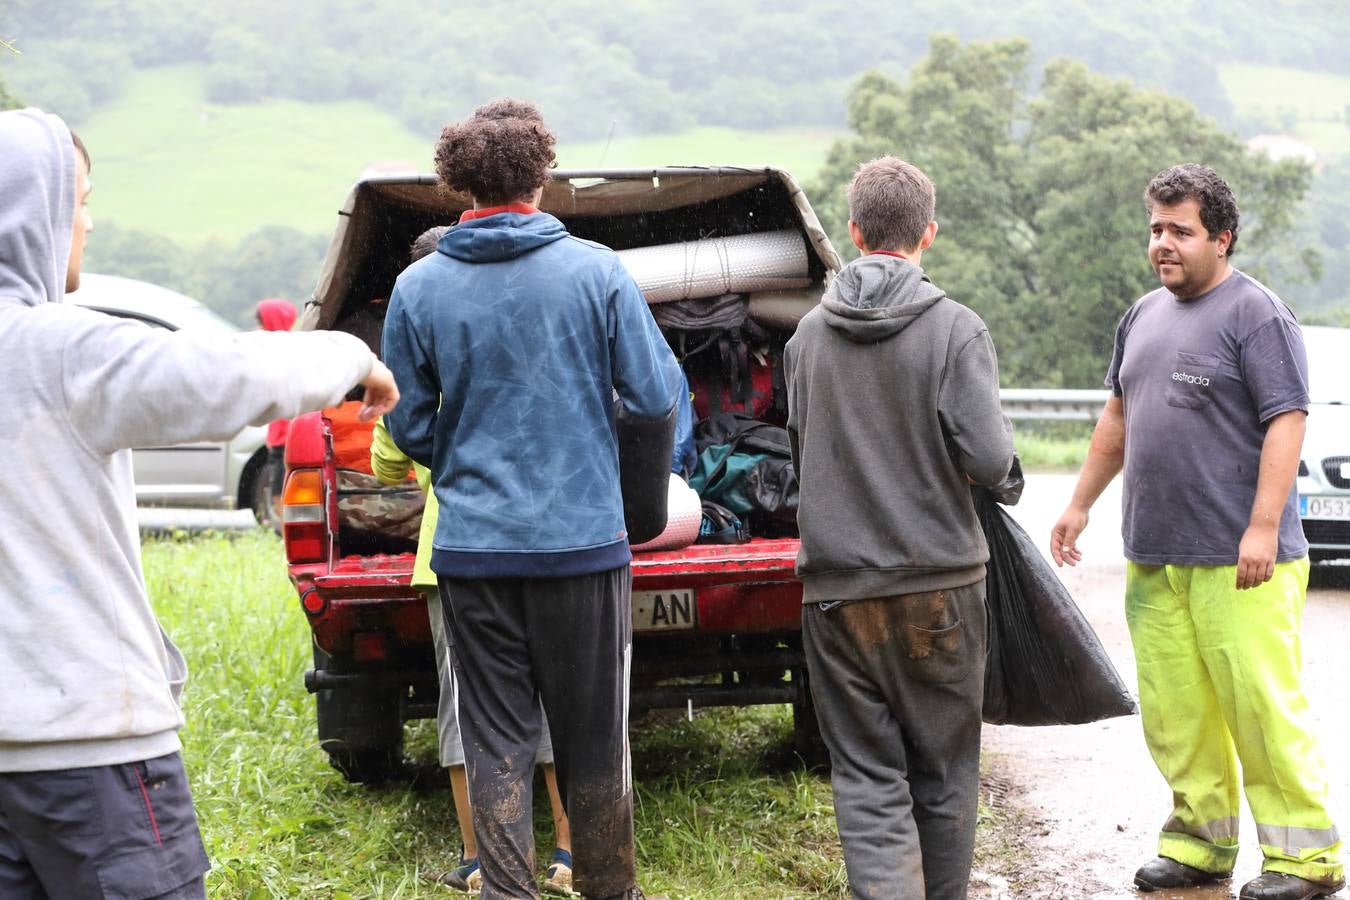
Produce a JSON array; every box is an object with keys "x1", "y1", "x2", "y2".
[
  {"x1": 312, "y1": 648, "x2": 405, "y2": 784},
  {"x1": 790, "y1": 665, "x2": 829, "y2": 771}
]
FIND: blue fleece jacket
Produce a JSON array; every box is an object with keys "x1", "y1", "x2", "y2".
[{"x1": 382, "y1": 211, "x2": 681, "y2": 578}]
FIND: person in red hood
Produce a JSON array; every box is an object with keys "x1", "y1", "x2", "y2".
[{"x1": 257, "y1": 298, "x2": 299, "y2": 515}]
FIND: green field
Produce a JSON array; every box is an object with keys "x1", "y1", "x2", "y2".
[
  {"x1": 144, "y1": 531, "x2": 1029, "y2": 897},
  {"x1": 1219, "y1": 63, "x2": 1350, "y2": 158},
  {"x1": 74, "y1": 60, "x2": 1350, "y2": 248},
  {"x1": 78, "y1": 67, "x2": 841, "y2": 245}
]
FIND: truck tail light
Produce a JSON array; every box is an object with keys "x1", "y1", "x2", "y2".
[
  {"x1": 299, "y1": 587, "x2": 327, "y2": 617},
  {"x1": 283, "y1": 468, "x2": 328, "y2": 563}
]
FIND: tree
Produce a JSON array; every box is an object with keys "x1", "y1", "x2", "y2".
[
  {"x1": 1, "y1": 37, "x2": 22, "y2": 111},
  {"x1": 810, "y1": 36, "x2": 1316, "y2": 387},
  {"x1": 0, "y1": 71, "x2": 20, "y2": 111}
]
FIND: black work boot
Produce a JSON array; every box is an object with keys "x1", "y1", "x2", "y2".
[
  {"x1": 1134, "y1": 856, "x2": 1231, "y2": 892},
  {"x1": 1239, "y1": 872, "x2": 1346, "y2": 899}
]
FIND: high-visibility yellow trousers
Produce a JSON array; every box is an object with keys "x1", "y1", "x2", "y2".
[{"x1": 1125, "y1": 559, "x2": 1343, "y2": 884}]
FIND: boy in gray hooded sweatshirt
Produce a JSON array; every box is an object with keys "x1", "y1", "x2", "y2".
[
  {"x1": 785, "y1": 156, "x2": 1014, "y2": 899},
  {"x1": 0, "y1": 109, "x2": 398, "y2": 898}
]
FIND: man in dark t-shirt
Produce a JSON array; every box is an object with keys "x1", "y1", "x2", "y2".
[{"x1": 1050, "y1": 165, "x2": 1343, "y2": 900}]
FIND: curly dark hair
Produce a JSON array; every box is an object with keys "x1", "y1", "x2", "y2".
[
  {"x1": 433, "y1": 98, "x2": 556, "y2": 204},
  {"x1": 1144, "y1": 164, "x2": 1241, "y2": 257}
]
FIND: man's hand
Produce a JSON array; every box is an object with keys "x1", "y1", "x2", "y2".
[
  {"x1": 358, "y1": 358, "x2": 399, "y2": 422},
  {"x1": 1236, "y1": 522, "x2": 1278, "y2": 590},
  {"x1": 1050, "y1": 506, "x2": 1089, "y2": 567}
]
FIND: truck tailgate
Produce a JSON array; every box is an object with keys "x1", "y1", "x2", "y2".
[{"x1": 314, "y1": 538, "x2": 800, "y2": 589}]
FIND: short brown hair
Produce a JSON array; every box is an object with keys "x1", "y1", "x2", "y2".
[
  {"x1": 846, "y1": 156, "x2": 935, "y2": 252},
  {"x1": 1145, "y1": 163, "x2": 1241, "y2": 257},
  {"x1": 409, "y1": 225, "x2": 449, "y2": 263},
  {"x1": 433, "y1": 98, "x2": 556, "y2": 204}
]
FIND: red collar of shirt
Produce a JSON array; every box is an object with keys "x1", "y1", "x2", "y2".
[
  {"x1": 867, "y1": 250, "x2": 910, "y2": 260},
  {"x1": 458, "y1": 202, "x2": 539, "y2": 223}
]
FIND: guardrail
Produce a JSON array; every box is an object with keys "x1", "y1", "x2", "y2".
[{"x1": 999, "y1": 388, "x2": 1111, "y2": 421}]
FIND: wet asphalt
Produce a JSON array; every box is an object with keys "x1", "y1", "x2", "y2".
[{"x1": 976, "y1": 473, "x2": 1349, "y2": 899}]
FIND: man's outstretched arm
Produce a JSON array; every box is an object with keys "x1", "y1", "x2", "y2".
[{"x1": 1050, "y1": 395, "x2": 1125, "y2": 567}]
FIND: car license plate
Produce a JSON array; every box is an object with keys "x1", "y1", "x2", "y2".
[
  {"x1": 631, "y1": 589, "x2": 696, "y2": 631},
  {"x1": 1300, "y1": 495, "x2": 1350, "y2": 519}
]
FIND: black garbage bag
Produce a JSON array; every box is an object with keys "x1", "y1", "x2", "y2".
[{"x1": 976, "y1": 486, "x2": 1137, "y2": 726}]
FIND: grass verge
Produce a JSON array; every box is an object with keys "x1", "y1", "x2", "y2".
[
  {"x1": 1014, "y1": 429, "x2": 1090, "y2": 472},
  {"x1": 145, "y1": 529, "x2": 1033, "y2": 897},
  {"x1": 144, "y1": 531, "x2": 850, "y2": 897}
]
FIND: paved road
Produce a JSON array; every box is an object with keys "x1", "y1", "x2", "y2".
[
  {"x1": 974, "y1": 473, "x2": 1349, "y2": 899},
  {"x1": 136, "y1": 507, "x2": 259, "y2": 533}
]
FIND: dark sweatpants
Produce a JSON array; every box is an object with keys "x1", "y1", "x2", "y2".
[
  {"x1": 803, "y1": 582, "x2": 987, "y2": 900},
  {"x1": 0, "y1": 752, "x2": 209, "y2": 900},
  {"x1": 438, "y1": 567, "x2": 634, "y2": 900}
]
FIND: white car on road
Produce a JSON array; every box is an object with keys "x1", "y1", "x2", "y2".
[{"x1": 1296, "y1": 325, "x2": 1350, "y2": 563}]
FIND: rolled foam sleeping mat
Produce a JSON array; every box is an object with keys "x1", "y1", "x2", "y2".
[
  {"x1": 617, "y1": 229, "x2": 811, "y2": 304},
  {"x1": 747, "y1": 288, "x2": 821, "y2": 328},
  {"x1": 630, "y1": 474, "x2": 703, "y2": 552}
]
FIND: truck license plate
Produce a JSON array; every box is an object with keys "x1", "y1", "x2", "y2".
[{"x1": 631, "y1": 589, "x2": 696, "y2": 631}]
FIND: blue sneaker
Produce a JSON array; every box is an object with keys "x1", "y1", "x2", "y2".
[{"x1": 438, "y1": 856, "x2": 481, "y2": 893}]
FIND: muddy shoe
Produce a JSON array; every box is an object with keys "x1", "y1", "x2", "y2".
[
  {"x1": 1134, "y1": 856, "x2": 1230, "y2": 892},
  {"x1": 436, "y1": 857, "x2": 482, "y2": 893},
  {"x1": 542, "y1": 849, "x2": 576, "y2": 896},
  {"x1": 1239, "y1": 872, "x2": 1346, "y2": 899}
]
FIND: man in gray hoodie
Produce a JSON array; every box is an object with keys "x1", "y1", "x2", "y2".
[
  {"x1": 0, "y1": 108, "x2": 399, "y2": 898},
  {"x1": 785, "y1": 156, "x2": 1014, "y2": 899}
]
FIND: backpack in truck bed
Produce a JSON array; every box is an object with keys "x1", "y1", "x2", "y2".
[
  {"x1": 656, "y1": 293, "x2": 785, "y2": 420},
  {"x1": 689, "y1": 413, "x2": 798, "y2": 526}
]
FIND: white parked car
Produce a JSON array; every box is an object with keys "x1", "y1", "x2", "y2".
[
  {"x1": 1296, "y1": 325, "x2": 1350, "y2": 563},
  {"x1": 70, "y1": 273, "x2": 272, "y2": 520}
]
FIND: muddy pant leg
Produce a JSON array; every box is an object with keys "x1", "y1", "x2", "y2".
[
  {"x1": 901, "y1": 581, "x2": 986, "y2": 899},
  {"x1": 440, "y1": 578, "x2": 542, "y2": 900},
  {"x1": 805, "y1": 602, "x2": 925, "y2": 900},
  {"x1": 1126, "y1": 562, "x2": 1241, "y2": 874},
  {"x1": 805, "y1": 584, "x2": 986, "y2": 900},
  {"x1": 525, "y1": 567, "x2": 634, "y2": 900},
  {"x1": 1188, "y1": 559, "x2": 1342, "y2": 886}
]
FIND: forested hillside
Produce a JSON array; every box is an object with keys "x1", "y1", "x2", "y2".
[
  {"x1": 3, "y1": 3, "x2": 1347, "y2": 381},
  {"x1": 4, "y1": 0, "x2": 1347, "y2": 138}
]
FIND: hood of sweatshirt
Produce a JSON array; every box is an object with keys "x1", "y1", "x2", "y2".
[
  {"x1": 438, "y1": 211, "x2": 569, "y2": 264},
  {"x1": 820, "y1": 253, "x2": 947, "y2": 343},
  {"x1": 256, "y1": 297, "x2": 298, "y2": 331},
  {"x1": 0, "y1": 109, "x2": 75, "y2": 310}
]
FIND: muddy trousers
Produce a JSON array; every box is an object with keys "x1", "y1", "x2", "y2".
[
  {"x1": 438, "y1": 569, "x2": 634, "y2": 900},
  {"x1": 1126, "y1": 559, "x2": 1343, "y2": 885},
  {"x1": 803, "y1": 582, "x2": 987, "y2": 900}
]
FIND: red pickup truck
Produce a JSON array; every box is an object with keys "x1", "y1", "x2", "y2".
[{"x1": 282, "y1": 167, "x2": 841, "y2": 783}]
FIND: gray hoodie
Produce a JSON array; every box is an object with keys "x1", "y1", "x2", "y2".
[
  {"x1": 784, "y1": 254, "x2": 1013, "y2": 603},
  {"x1": 0, "y1": 109, "x2": 376, "y2": 771}
]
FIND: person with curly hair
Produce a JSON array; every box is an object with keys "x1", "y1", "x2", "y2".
[{"x1": 382, "y1": 99, "x2": 682, "y2": 900}]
